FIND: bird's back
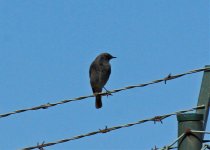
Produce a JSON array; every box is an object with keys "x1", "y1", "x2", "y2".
[{"x1": 89, "y1": 59, "x2": 111, "y2": 92}]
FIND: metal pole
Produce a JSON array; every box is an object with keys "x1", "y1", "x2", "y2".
[
  {"x1": 177, "y1": 113, "x2": 203, "y2": 150},
  {"x1": 176, "y1": 65, "x2": 210, "y2": 150},
  {"x1": 196, "y1": 65, "x2": 210, "y2": 132}
]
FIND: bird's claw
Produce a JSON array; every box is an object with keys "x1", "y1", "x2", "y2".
[{"x1": 103, "y1": 87, "x2": 112, "y2": 97}]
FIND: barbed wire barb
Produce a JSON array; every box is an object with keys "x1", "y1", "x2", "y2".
[
  {"x1": 0, "y1": 67, "x2": 209, "y2": 119},
  {"x1": 21, "y1": 105, "x2": 205, "y2": 150}
]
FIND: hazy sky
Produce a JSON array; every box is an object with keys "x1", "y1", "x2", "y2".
[{"x1": 0, "y1": 0, "x2": 209, "y2": 149}]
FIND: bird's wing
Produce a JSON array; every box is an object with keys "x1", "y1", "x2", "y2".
[
  {"x1": 89, "y1": 61, "x2": 101, "y2": 93},
  {"x1": 100, "y1": 64, "x2": 111, "y2": 87}
]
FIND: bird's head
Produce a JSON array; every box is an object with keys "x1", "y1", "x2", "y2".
[{"x1": 98, "y1": 53, "x2": 116, "y2": 62}]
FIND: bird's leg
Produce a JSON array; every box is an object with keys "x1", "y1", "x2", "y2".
[{"x1": 103, "y1": 87, "x2": 112, "y2": 97}]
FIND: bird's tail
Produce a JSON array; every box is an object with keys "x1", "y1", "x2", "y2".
[{"x1": 95, "y1": 95, "x2": 102, "y2": 109}]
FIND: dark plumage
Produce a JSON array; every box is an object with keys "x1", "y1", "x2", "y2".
[{"x1": 89, "y1": 53, "x2": 116, "y2": 109}]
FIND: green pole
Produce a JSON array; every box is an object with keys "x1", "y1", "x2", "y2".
[
  {"x1": 196, "y1": 65, "x2": 210, "y2": 131},
  {"x1": 177, "y1": 113, "x2": 203, "y2": 150},
  {"x1": 176, "y1": 65, "x2": 210, "y2": 150}
]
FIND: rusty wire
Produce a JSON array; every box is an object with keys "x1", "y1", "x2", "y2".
[
  {"x1": 0, "y1": 67, "x2": 209, "y2": 119},
  {"x1": 21, "y1": 105, "x2": 205, "y2": 150}
]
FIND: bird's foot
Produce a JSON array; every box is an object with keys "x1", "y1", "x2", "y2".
[{"x1": 103, "y1": 87, "x2": 112, "y2": 97}]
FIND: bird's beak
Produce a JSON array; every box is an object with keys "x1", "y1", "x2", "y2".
[{"x1": 111, "y1": 56, "x2": 117, "y2": 59}]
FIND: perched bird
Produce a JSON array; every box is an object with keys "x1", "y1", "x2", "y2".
[{"x1": 89, "y1": 53, "x2": 116, "y2": 109}]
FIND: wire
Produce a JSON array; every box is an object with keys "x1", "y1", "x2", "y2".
[
  {"x1": 191, "y1": 130, "x2": 210, "y2": 134},
  {"x1": 156, "y1": 130, "x2": 210, "y2": 150},
  {"x1": 0, "y1": 67, "x2": 209, "y2": 119},
  {"x1": 165, "y1": 133, "x2": 185, "y2": 149},
  {"x1": 21, "y1": 105, "x2": 205, "y2": 150},
  {"x1": 201, "y1": 144, "x2": 210, "y2": 150},
  {"x1": 154, "y1": 133, "x2": 185, "y2": 150}
]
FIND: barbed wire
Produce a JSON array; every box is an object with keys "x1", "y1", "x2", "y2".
[
  {"x1": 0, "y1": 67, "x2": 209, "y2": 119},
  {"x1": 21, "y1": 105, "x2": 205, "y2": 150},
  {"x1": 153, "y1": 146, "x2": 177, "y2": 150}
]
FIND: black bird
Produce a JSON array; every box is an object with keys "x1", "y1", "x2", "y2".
[{"x1": 89, "y1": 53, "x2": 116, "y2": 109}]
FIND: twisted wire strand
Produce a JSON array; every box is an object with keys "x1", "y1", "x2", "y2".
[
  {"x1": 156, "y1": 130, "x2": 210, "y2": 150},
  {"x1": 0, "y1": 67, "x2": 209, "y2": 119},
  {"x1": 191, "y1": 130, "x2": 210, "y2": 134},
  {"x1": 156, "y1": 133, "x2": 185, "y2": 150},
  {"x1": 21, "y1": 105, "x2": 205, "y2": 150}
]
